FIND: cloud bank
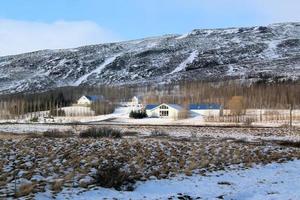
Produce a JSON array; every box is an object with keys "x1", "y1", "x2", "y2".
[{"x1": 0, "y1": 19, "x2": 120, "y2": 56}]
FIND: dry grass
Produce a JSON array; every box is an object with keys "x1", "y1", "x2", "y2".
[
  {"x1": 16, "y1": 183, "x2": 35, "y2": 197},
  {"x1": 51, "y1": 179, "x2": 64, "y2": 193}
]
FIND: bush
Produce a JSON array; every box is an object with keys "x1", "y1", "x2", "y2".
[
  {"x1": 49, "y1": 109, "x2": 66, "y2": 117},
  {"x1": 122, "y1": 131, "x2": 139, "y2": 137},
  {"x1": 95, "y1": 164, "x2": 133, "y2": 191},
  {"x1": 79, "y1": 127, "x2": 122, "y2": 138},
  {"x1": 43, "y1": 130, "x2": 73, "y2": 138},
  {"x1": 129, "y1": 110, "x2": 147, "y2": 119},
  {"x1": 16, "y1": 183, "x2": 35, "y2": 197},
  {"x1": 30, "y1": 116, "x2": 39, "y2": 122}
]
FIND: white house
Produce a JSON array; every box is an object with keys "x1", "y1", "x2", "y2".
[
  {"x1": 189, "y1": 104, "x2": 222, "y2": 116},
  {"x1": 146, "y1": 103, "x2": 183, "y2": 119},
  {"x1": 77, "y1": 95, "x2": 104, "y2": 105}
]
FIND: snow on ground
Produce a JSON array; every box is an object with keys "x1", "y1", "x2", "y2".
[
  {"x1": 175, "y1": 32, "x2": 189, "y2": 40},
  {"x1": 170, "y1": 50, "x2": 198, "y2": 74},
  {"x1": 0, "y1": 124, "x2": 71, "y2": 134},
  {"x1": 36, "y1": 160, "x2": 300, "y2": 200}
]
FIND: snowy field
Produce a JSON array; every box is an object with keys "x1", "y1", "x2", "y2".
[{"x1": 36, "y1": 160, "x2": 300, "y2": 200}]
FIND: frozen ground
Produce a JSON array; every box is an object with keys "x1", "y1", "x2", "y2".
[{"x1": 36, "y1": 160, "x2": 300, "y2": 200}]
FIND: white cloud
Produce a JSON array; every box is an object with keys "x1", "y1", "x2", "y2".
[{"x1": 0, "y1": 19, "x2": 121, "y2": 56}]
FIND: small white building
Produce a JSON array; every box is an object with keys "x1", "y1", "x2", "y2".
[
  {"x1": 189, "y1": 104, "x2": 222, "y2": 116},
  {"x1": 77, "y1": 95, "x2": 104, "y2": 105},
  {"x1": 130, "y1": 96, "x2": 143, "y2": 111},
  {"x1": 146, "y1": 103, "x2": 183, "y2": 119}
]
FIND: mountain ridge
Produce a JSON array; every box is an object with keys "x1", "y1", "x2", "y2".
[{"x1": 0, "y1": 22, "x2": 299, "y2": 94}]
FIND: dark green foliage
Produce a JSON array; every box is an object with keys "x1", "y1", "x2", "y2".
[
  {"x1": 79, "y1": 127, "x2": 122, "y2": 138},
  {"x1": 129, "y1": 110, "x2": 147, "y2": 119}
]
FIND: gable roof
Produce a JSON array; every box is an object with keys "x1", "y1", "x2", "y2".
[
  {"x1": 145, "y1": 103, "x2": 183, "y2": 111},
  {"x1": 189, "y1": 103, "x2": 221, "y2": 110},
  {"x1": 84, "y1": 95, "x2": 104, "y2": 102},
  {"x1": 145, "y1": 104, "x2": 159, "y2": 110}
]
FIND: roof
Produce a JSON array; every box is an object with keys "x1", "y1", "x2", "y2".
[
  {"x1": 189, "y1": 103, "x2": 221, "y2": 110},
  {"x1": 145, "y1": 103, "x2": 183, "y2": 111},
  {"x1": 167, "y1": 104, "x2": 183, "y2": 110},
  {"x1": 84, "y1": 95, "x2": 104, "y2": 102},
  {"x1": 145, "y1": 104, "x2": 159, "y2": 110}
]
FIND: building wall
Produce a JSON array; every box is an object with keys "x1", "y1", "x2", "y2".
[
  {"x1": 191, "y1": 109, "x2": 220, "y2": 116},
  {"x1": 146, "y1": 104, "x2": 180, "y2": 119},
  {"x1": 77, "y1": 96, "x2": 92, "y2": 105}
]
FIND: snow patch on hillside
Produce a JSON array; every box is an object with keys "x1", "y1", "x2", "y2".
[
  {"x1": 170, "y1": 50, "x2": 198, "y2": 74},
  {"x1": 72, "y1": 54, "x2": 121, "y2": 86}
]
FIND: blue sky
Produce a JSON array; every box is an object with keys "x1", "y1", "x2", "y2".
[{"x1": 0, "y1": 0, "x2": 300, "y2": 56}]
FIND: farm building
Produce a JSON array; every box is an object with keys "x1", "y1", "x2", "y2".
[
  {"x1": 146, "y1": 103, "x2": 183, "y2": 119},
  {"x1": 77, "y1": 95, "x2": 104, "y2": 105},
  {"x1": 190, "y1": 104, "x2": 223, "y2": 116}
]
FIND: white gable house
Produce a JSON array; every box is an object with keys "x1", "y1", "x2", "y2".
[
  {"x1": 146, "y1": 103, "x2": 182, "y2": 119},
  {"x1": 77, "y1": 95, "x2": 104, "y2": 105}
]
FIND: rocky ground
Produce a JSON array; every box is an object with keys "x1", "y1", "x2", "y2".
[{"x1": 1, "y1": 129, "x2": 300, "y2": 199}]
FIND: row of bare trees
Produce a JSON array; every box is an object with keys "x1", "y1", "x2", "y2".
[{"x1": 0, "y1": 80, "x2": 299, "y2": 121}]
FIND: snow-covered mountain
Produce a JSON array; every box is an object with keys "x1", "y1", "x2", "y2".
[{"x1": 0, "y1": 22, "x2": 299, "y2": 93}]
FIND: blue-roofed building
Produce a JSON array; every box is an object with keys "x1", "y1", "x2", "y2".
[
  {"x1": 145, "y1": 103, "x2": 223, "y2": 118},
  {"x1": 190, "y1": 103, "x2": 222, "y2": 116}
]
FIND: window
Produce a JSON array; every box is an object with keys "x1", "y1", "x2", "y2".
[
  {"x1": 160, "y1": 105, "x2": 168, "y2": 109},
  {"x1": 160, "y1": 110, "x2": 169, "y2": 117}
]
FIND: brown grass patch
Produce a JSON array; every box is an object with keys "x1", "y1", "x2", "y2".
[{"x1": 16, "y1": 183, "x2": 35, "y2": 197}]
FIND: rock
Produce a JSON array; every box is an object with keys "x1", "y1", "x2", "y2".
[
  {"x1": 149, "y1": 176, "x2": 157, "y2": 180},
  {"x1": 79, "y1": 176, "x2": 95, "y2": 188}
]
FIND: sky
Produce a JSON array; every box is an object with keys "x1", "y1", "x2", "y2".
[{"x1": 0, "y1": 0, "x2": 300, "y2": 56}]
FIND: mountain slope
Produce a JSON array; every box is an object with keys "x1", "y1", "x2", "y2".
[{"x1": 0, "y1": 22, "x2": 299, "y2": 93}]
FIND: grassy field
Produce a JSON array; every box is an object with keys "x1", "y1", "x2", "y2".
[{"x1": 1, "y1": 127, "x2": 300, "y2": 198}]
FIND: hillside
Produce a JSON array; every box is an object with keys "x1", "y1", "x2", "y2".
[{"x1": 0, "y1": 22, "x2": 299, "y2": 94}]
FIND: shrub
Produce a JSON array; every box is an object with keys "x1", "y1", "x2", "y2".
[
  {"x1": 129, "y1": 110, "x2": 147, "y2": 119},
  {"x1": 43, "y1": 130, "x2": 73, "y2": 138},
  {"x1": 123, "y1": 131, "x2": 139, "y2": 136},
  {"x1": 95, "y1": 164, "x2": 133, "y2": 190},
  {"x1": 16, "y1": 183, "x2": 35, "y2": 197},
  {"x1": 30, "y1": 116, "x2": 39, "y2": 122},
  {"x1": 51, "y1": 179, "x2": 64, "y2": 193},
  {"x1": 79, "y1": 127, "x2": 122, "y2": 138}
]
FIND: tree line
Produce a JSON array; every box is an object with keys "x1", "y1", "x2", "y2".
[{"x1": 0, "y1": 80, "x2": 299, "y2": 120}]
